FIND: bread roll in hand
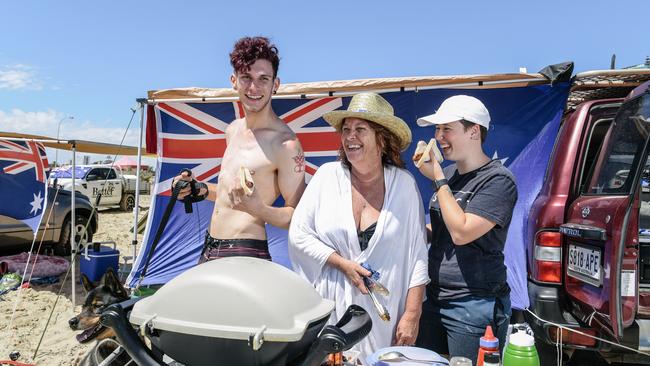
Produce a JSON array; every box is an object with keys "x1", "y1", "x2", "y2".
[
  {"x1": 239, "y1": 166, "x2": 255, "y2": 196},
  {"x1": 413, "y1": 138, "x2": 443, "y2": 167}
]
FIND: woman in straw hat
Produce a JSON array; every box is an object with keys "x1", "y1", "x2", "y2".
[{"x1": 289, "y1": 92, "x2": 429, "y2": 358}]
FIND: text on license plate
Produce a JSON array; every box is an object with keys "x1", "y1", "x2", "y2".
[{"x1": 567, "y1": 244, "x2": 602, "y2": 285}]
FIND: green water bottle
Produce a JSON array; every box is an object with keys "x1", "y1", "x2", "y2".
[{"x1": 502, "y1": 331, "x2": 540, "y2": 366}]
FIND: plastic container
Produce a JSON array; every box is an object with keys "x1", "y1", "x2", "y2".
[
  {"x1": 80, "y1": 241, "x2": 119, "y2": 282},
  {"x1": 477, "y1": 325, "x2": 499, "y2": 366},
  {"x1": 502, "y1": 331, "x2": 540, "y2": 366}
]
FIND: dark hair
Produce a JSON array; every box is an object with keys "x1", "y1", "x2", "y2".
[
  {"x1": 338, "y1": 119, "x2": 405, "y2": 169},
  {"x1": 229, "y1": 36, "x2": 280, "y2": 78},
  {"x1": 460, "y1": 119, "x2": 488, "y2": 143}
]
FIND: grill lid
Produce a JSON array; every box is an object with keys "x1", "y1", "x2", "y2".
[{"x1": 129, "y1": 257, "x2": 334, "y2": 343}]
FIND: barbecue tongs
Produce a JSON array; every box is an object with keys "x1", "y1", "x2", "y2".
[{"x1": 362, "y1": 276, "x2": 390, "y2": 322}]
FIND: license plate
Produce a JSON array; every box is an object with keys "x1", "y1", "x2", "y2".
[{"x1": 567, "y1": 244, "x2": 602, "y2": 286}]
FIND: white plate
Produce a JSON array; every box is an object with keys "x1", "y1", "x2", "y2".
[{"x1": 366, "y1": 346, "x2": 448, "y2": 366}]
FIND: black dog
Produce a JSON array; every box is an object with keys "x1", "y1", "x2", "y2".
[{"x1": 70, "y1": 267, "x2": 132, "y2": 365}]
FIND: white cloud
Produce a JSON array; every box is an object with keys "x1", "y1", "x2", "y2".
[
  {"x1": 0, "y1": 108, "x2": 60, "y2": 134},
  {"x1": 0, "y1": 64, "x2": 42, "y2": 90},
  {"x1": 0, "y1": 108, "x2": 141, "y2": 145},
  {"x1": 69, "y1": 121, "x2": 142, "y2": 147}
]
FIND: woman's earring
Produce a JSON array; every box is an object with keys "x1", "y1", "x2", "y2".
[{"x1": 273, "y1": 90, "x2": 277, "y2": 95}]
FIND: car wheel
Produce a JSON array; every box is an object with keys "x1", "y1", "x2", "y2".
[
  {"x1": 56, "y1": 214, "x2": 93, "y2": 256},
  {"x1": 120, "y1": 193, "x2": 135, "y2": 211}
]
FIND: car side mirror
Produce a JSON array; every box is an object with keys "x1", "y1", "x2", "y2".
[{"x1": 86, "y1": 174, "x2": 97, "y2": 181}]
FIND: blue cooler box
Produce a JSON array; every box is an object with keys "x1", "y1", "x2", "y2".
[{"x1": 80, "y1": 242, "x2": 120, "y2": 282}]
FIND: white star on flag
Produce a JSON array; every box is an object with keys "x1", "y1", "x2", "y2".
[
  {"x1": 30, "y1": 191, "x2": 43, "y2": 215},
  {"x1": 492, "y1": 151, "x2": 509, "y2": 165}
]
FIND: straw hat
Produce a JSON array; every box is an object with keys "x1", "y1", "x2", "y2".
[{"x1": 323, "y1": 92, "x2": 412, "y2": 151}]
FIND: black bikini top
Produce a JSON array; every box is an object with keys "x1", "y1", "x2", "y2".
[{"x1": 357, "y1": 222, "x2": 377, "y2": 251}]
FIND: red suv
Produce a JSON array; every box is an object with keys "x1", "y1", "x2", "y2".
[{"x1": 526, "y1": 70, "x2": 650, "y2": 364}]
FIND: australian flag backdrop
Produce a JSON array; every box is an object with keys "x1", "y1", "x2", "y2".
[
  {"x1": 127, "y1": 83, "x2": 571, "y2": 310},
  {"x1": 0, "y1": 139, "x2": 48, "y2": 234}
]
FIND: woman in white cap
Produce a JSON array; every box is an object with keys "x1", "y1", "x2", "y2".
[
  {"x1": 289, "y1": 92, "x2": 429, "y2": 358},
  {"x1": 413, "y1": 95, "x2": 517, "y2": 364}
]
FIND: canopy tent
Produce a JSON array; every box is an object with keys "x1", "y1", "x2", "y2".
[
  {"x1": 128, "y1": 65, "x2": 580, "y2": 310},
  {"x1": 0, "y1": 131, "x2": 156, "y2": 157},
  {"x1": 147, "y1": 72, "x2": 552, "y2": 101}
]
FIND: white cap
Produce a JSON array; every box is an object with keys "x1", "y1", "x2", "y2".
[
  {"x1": 417, "y1": 95, "x2": 491, "y2": 129},
  {"x1": 508, "y1": 332, "x2": 535, "y2": 347}
]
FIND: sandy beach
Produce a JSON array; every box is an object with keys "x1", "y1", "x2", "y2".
[{"x1": 0, "y1": 195, "x2": 151, "y2": 365}]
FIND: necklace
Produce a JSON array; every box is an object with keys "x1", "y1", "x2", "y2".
[
  {"x1": 350, "y1": 168, "x2": 383, "y2": 187},
  {"x1": 351, "y1": 168, "x2": 384, "y2": 213}
]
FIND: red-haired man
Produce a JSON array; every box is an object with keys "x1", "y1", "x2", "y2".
[{"x1": 174, "y1": 36, "x2": 305, "y2": 262}]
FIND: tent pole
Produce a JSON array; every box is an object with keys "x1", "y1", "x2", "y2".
[
  {"x1": 132, "y1": 103, "x2": 145, "y2": 267},
  {"x1": 71, "y1": 142, "x2": 77, "y2": 307}
]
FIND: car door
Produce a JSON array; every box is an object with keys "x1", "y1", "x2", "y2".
[
  {"x1": 0, "y1": 188, "x2": 55, "y2": 251},
  {"x1": 85, "y1": 167, "x2": 108, "y2": 205},
  {"x1": 0, "y1": 215, "x2": 34, "y2": 249},
  {"x1": 103, "y1": 168, "x2": 122, "y2": 205},
  {"x1": 36, "y1": 190, "x2": 56, "y2": 242},
  {"x1": 561, "y1": 89, "x2": 650, "y2": 339}
]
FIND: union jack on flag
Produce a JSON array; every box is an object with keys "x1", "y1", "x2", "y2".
[
  {"x1": 0, "y1": 139, "x2": 49, "y2": 233},
  {"x1": 152, "y1": 97, "x2": 343, "y2": 195}
]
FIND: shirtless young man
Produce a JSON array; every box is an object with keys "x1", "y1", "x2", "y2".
[{"x1": 174, "y1": 36, "x2": 306, "y2": 262}]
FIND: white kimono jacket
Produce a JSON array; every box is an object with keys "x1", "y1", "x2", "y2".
[{"x1": 288, "y1": 162, "x2": 429, "y2": 360}]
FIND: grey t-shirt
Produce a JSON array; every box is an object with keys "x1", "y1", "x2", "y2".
[{"x1": 428, "y1": 160, "x2": 517, "y2": 300}]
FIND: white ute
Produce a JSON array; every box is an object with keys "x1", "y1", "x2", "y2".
[{"x1": 50, "y1": 164, "x2": 149, "y2": 211}]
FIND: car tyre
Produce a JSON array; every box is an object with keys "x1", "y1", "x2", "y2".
[
  {"x1": 120, "y1": 193, "x2": 135, "y2": 211},
  {"x1": 56, "y1": 214, "x2": 93, "y2": 256}
]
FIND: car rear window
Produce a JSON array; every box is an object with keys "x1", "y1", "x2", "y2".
[{"x1": 585, "y1": 94, "x2": 650, "y2": 195}]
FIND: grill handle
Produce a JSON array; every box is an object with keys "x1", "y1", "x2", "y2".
[
  {"x1": 100, "y1": 299, "x2": 166, "y2": 366},
  {"x1": 296, "y1": 304, "x2": 372, "y2": 366}
]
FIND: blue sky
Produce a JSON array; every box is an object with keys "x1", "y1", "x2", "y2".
[{"x1": 1, "y1": 1, "x2": 648, "y2": 163}]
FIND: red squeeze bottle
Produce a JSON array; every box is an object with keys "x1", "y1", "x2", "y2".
[{"x1": 477, "y1": 325, "x2": 499, "y2": 366}]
